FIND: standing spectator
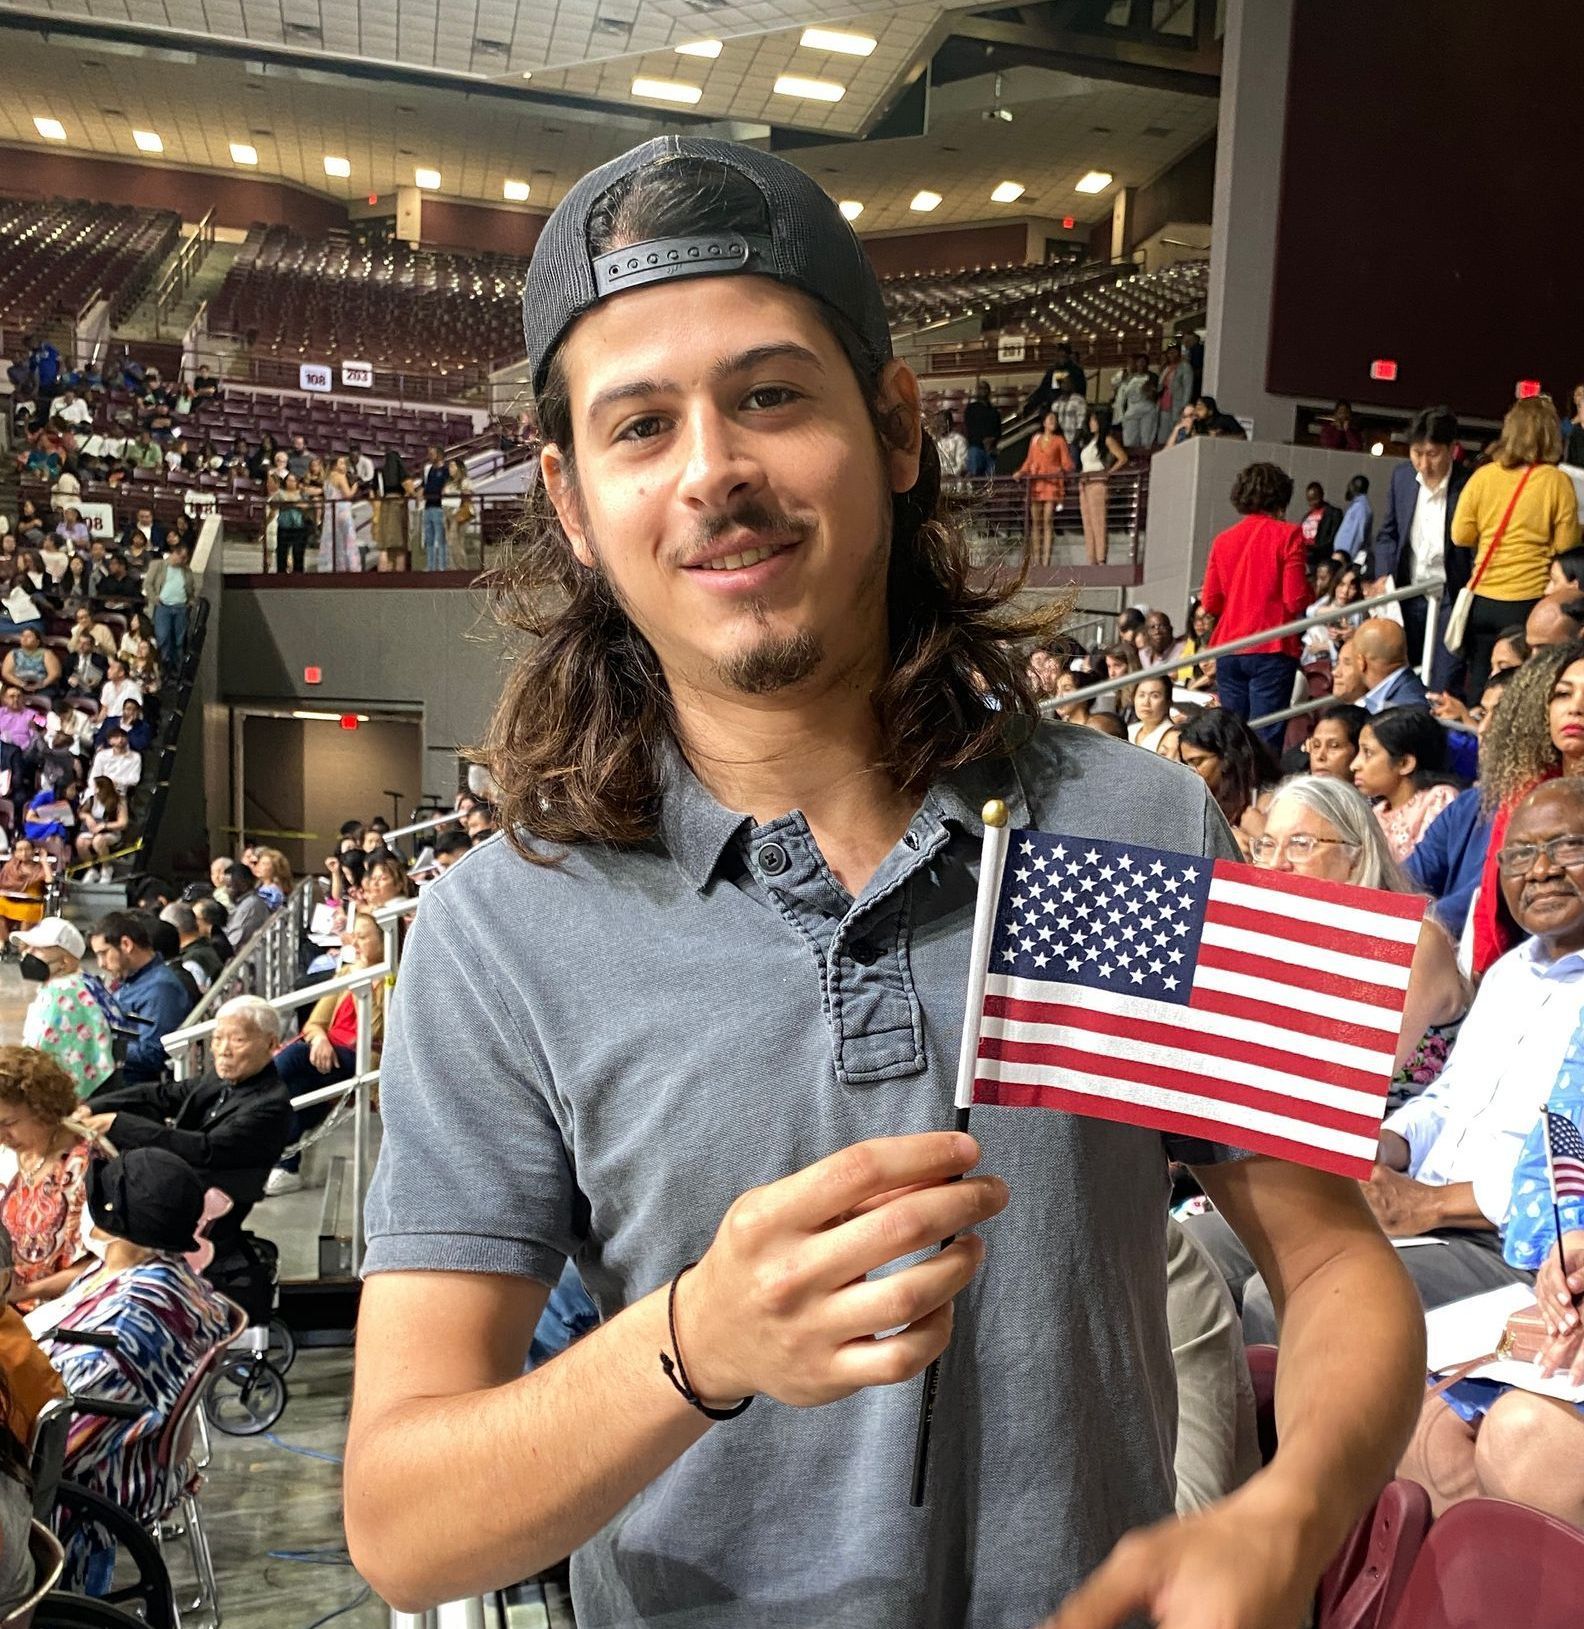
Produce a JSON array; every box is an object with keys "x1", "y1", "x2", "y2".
[
  {"x1": 1120, "y1": 380, "x2": 1162, "y2": 451},
  {"x1": 1563, "y1": 382, "x2": 1584, "y2": 469},
  {"x1": 16, "y1": 917, "x2": 114, "y2": 1098},
  {"x1": 349, "y1": 442, "x2": 375, "y2": 488},
  {"x1": 443, "y1": 458, "x2": 475, "y2": 568},
  {"x1": 318, "y1": 455, "x2": 362, "y2": 574},
  {"x1": 1371, "y1": 408, "x2": 1474, "y2": 693},
  {"x1": 1053, "y1": 377, "x2": 1088, "y2": 448},
  {"x1": 1300, "y1": 482, "x2": 1343, "y2": 563},
  {"x1": 87, "y1": 913, "x2": 191, "y2": 1083},
  {"x1": 271, "y1": 473, "x2": 311, "y2": 575},
  {"x1": 1318, "y1": 400, "x2": 1363, "y2": 452},
  {"x1": 1160, "y1": 344, "x2": 1194, "y2": 422},
  {"x1": 1013, "y1": 411, "x2": 1074, "y2": 568},
  {"x1": 933, "y1": 411, "x2": 967, "y2": 478},
  {"x1": 1111, "y1": 352, "x2": 1154, "y2": 418},
  {"x1": 1075, "y1": 407, "x2": 1128, "y2": 566},
  {"x1": 375, "y1": 450, "x2": 410, "y2": 570},
  {"x1": 1452, "y1": 394, "x2": 1583, "y2": 695},
  {"x1": 285, "y1": 434, "x2": 312, "y2": 480},
  {"x1": 143, "y1": 540, "x2": 195, "y2": 672},
  {"x1": 1334, "y1": 474, "x2": 1374, "y2": 562},
  {"x1": 962, "y1": 381, "x2": 1002, "y2": 477},
  {"x1": 419, "y1": 445, "x2": 449, "y2": 570},
  {"x1": 1200, "y1": 462, "x2": 1310, "y2": 745}
]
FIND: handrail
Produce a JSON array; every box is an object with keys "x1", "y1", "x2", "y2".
[
  {"x1": 1041, "y1": 576, "x2": 1447, "y2": 716},
  {"x1": 162, "y1": 959, "x2": 390, "y2": 1053}
]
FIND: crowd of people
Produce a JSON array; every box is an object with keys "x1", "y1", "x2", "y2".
[
  {"x1": 1023, "y1": 390, "x2": 1584, "y2": 1530},
  {"x1": 8, "y1": 346, "x2": 486, "y2": 576},
  {"x1": 0, "y1": 782, "x2": 502, "y2": 1605}
]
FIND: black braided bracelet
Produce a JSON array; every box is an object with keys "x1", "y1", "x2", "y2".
[{"x1": 659, "y1": 1261, "x2": 752, "y2": 1422}]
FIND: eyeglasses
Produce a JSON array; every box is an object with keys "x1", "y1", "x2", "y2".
[
  {"x1": 1250, "y1": 833, "x2": 1359, "y2": 863},
  {"x1": 1496, "y1": 836, "x2": 1584, "y2": 875}
]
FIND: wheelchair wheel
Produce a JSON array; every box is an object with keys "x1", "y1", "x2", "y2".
[
  {"x1": 202, "y1": 1353, "x2": 287, "y2": 1436},
  {"x1": 266, "y1": 1316, "x2": 297, "y2": 1374},
  {"x1": 49, "y1": 1479, "x2": 177, "y2": 1629},
  {"x1": 34, "y1": 1597, "x2": 153, "y2": 1627}
]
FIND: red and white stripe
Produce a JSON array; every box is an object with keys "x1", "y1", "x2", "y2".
[{"x1": 972, "y1": 859, "x2": 1424, "y2": 1179}]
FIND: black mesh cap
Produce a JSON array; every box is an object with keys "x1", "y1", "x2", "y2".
[{"x1": 521, "y1": 136, "x2": 891, "y2": 398}]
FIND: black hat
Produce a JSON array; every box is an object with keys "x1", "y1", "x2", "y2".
[
  {"x1": 521, "y1": 135, "x2": 892, "y2": 398},
  {"x1": 87, "y1": 1149, "x2": 203, "y2": 1253}
]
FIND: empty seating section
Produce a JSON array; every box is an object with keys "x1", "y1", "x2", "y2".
[
  {"x1": 0, "y1": 198, "x2": 179, "y2": 329},
  {"x1": 880, "y1": 256, "x2": 1090, "y2": 331},
  {"x1": 207, "y1": 226, "x2": 529, "y2": 383}
]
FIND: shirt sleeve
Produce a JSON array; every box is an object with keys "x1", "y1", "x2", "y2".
[
  {"x1": 1382, "y1": 1039, "x2": 1462, "y2": 1172},
  {"x1": 362, "y1": 886, "x2": 577, "y2": 1286},
  {"x1": 1450, "y1": 472, "x2": 1482, "y2": 549}
]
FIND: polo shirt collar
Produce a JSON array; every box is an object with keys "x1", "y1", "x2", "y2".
[
  {"x1": 657, "y1": 733, "x2": 1033, "y2": 892},
  {"x1": 1516, "y1": 934, "x2": 1584, "y2": 980}
]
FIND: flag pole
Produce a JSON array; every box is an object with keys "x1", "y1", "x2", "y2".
[
  {"x1": 1543, "y1": 1112, "x2": 1578, "y2": 1317},
  {"x1": 909, "y1": 797, "x2": 1012, "y2": 1507}
]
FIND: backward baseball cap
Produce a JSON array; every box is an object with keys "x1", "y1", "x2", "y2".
[{"x1": 521, "y1": 135, "x2": 892, "y2": 399}]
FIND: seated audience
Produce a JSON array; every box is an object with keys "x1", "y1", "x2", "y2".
[
  {"x1": 88, "y1": 726, "x2": 141, "y2": 797},
  {"x1": 361, "y1": 852, "x2": 413, "y2": 911},
  {"x1": 1301, "y1": 701, "x2": 1366, "y2": 781},
  {"x1": 0, "y1": 1224, "x2": 67, "y2": 1445},
  {"x1": 0, "y1": 839, "x2": 48, "y2": 953},
  {"x1": 159, "y1": 902, "x2": 224, "y2": 994},
  {"x1": 34, "y1": 1148, "x2": 234, "y2": 1595},
  {"x1": 266, "y1": 909, "x2": 386, "y2": 1195},
  {"x1": 1352, "y1": 617, "x2": 1429, "y2": 713},
  {"x1": 16, "y1": 917, "x2": 114, "y2": 1098},
  {"x1": 428, "y1": 829, "x2": 474, "y2": 875},
  {"x1": 64, "y1": 632, "x2": 106, "y2": 701},
  {"x1": 223, "y1": 862, "x2": 273, "y2": 944},
  {"x1": 2, "y1": 627, "x2": 60, "y2": 700},
  {"x1": 88, "y1": 911, "x2": 192, "y2": 1083},
  {"x1": 1524, "y1": 590, "x2": 1584, "y2": 651},
  {"x1": 1352, "y1": 705, "x2": 1462, "y2": 863},
  {"x1": 1177, "y1": 709, "x2": 1280, "y2": 857},
  {"x1": 95, "y1": 658, "x2": 141, "y2": 723},
  {"x1": 81, "y1": 996, "x2": 291, "y2": 1253},
  {"x1": 0, "y1": 1046, "x2": 91, "y2": 1308},
  {"x1": 1127, "y1": 675, "x2": 1179, "y2": 757},
  {"x1": 192, "y1": 897, "x2": 233, "y2": 961}
]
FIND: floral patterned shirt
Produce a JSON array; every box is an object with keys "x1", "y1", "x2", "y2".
[
  {"x1": 22, "y1": 972, "x2": 115, "y2": 1098},
  {"x1": 1, "y1": 1140, "x2": 89, "y2": 1306}
]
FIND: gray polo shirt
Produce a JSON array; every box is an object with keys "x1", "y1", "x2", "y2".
[{"x1": 365, "y1": 722, "x2": 1242, "y2": 1627}]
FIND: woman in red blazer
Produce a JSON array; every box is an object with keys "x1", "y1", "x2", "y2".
[{"x1": 1199, "y1": 462, "x2": 1311, "y2": 748}]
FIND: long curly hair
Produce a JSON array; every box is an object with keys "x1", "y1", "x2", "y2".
[
  {"x1": 1480, "y1": 640, "x2": 1584, "y2": 812},
  {"x1": 477, "y1": 157, "x2": 1067, "y2": 859}
]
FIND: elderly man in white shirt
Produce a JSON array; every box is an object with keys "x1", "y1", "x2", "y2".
[{"x1": 1189, "y1": 779, "x2": 1584, "y2": 1340}]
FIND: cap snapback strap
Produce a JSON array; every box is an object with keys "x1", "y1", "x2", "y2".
[{"x1": 592, "y1": 232, "x2": 774, "y2": 297}]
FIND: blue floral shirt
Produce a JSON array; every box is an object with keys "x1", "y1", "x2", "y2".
[{"x1": 1503, "y1": 1016, "x2": 1584, "y2": 1270}]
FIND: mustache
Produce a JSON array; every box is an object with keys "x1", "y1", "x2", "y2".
[{"x1": 675, "y1": 501, "x2": 812, "y2": 564}]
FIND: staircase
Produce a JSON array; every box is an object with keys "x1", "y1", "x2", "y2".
[{"x1": 117, "y1": 235, "x2": 242, "y2": 344}]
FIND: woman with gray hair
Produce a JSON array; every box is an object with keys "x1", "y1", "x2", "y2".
[{"x1": 1251, "y1": 775, "x2": 1468, "y2": 1075}]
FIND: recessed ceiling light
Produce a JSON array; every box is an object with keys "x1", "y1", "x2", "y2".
[
  {"x1": 33, "y1": 117, "x2": 66, "y2": 142},
  {"x1": 229, "y1": 142, "x2": 258, "y2": 166},
  {"x1": 631, "y1": 76, "x2": 703, "y2": 104},
  {"x1": 838, "y1": 199, "x2": 863, "y2": 221},
  {"x1": 414, "y1": 167, "x2": 442, "y2": 190},
  {"x1": 132, "y1": 129, "x2": 163, "y2": 153},
  {"x1": 773, "y1": 74, "x2": 844, "y2": 102},
  {"x1": 910, "y1": 190, "x2": 942, "y2": 213},
  {"x1": 799, "y1": 26, "x2": 875, "y2": 56},
  {"x1": 990, "y1": 180, "x2": 1025, "y2": 204},
  {"x1": 323, "y1": 154, "x2": 351, "y2": 178},
  {"x1": 503, "y1": 179, "x2": 530, "y2": 202},
  {"x1": 1075, "y1": 170, "x2": 1113, "y2": 194},
  {"x1": 675, "y1": 39, "x2": 722, "y2": 58}
]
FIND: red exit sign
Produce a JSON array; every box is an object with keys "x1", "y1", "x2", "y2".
[
  {"x1": 1517, "y1": 379, "x2": 1543, "y2": 398},
  {"x1": 1369, "y1": 359, "x2": 1398, "y2": 382},
  {"x1": 303, "y1": 665, "x2": 322, "y2": 685}
]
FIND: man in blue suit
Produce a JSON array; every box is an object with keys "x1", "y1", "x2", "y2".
[
  {"x1": 1371, "y1": 407, "x2": 1474, "y2": 694},
  {"x1": 1354, "y1": 618, "x2": 1430, "y2": 712}
]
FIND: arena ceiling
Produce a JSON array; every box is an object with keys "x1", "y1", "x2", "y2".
[{"x1": 0, "y1": 0, "x2": 1221, "y2": 231}]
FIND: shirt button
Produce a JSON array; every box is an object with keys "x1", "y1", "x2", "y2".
[
  {"x1": 757, "y1": 842, "x2": 789, "y2": 876},
  {"x1": 903, "y1": 831, "x2": 920, "y2": 850},
  {"x1": 848, "y1": 938, "x2": 881, "y2": 966}
]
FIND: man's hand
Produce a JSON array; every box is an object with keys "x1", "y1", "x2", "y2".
[
  {"x1": 680, "y1": 1132, "x2": 1006, "y2": 1408},
  {"x1": 1039, "y1": 1482, "x2": 1320, "y2": 1629},
  {"x1": 1361, "y1": 1162, "x2": 1443, "y2": 1236}
]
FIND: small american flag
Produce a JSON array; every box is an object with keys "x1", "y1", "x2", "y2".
[
  {"x1": 967, "y1": 829, "x2": 1426, "y2": 1180},
  {"x1": 1545, "y1": 1111, "x2": 1584, "y2": 1202}
]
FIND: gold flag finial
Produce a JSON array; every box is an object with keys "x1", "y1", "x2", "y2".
[{"x1": 982, "y1": 799, "x2": 1009, "y2": 829}]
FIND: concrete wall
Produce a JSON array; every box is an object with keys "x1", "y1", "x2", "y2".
[
  {"x1": 1140, "y1": 436, "x2": 1401, "y2": 622},
  {"x1": 218, "y1": 585, "x2": 516, "y2": 830}
]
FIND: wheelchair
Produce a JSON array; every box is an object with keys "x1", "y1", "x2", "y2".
[
  {"x1": 24, "y1": 1299, "x2": 252, "y2": 1628},
  {"x1": 198, "y1": 1233, "x2": 293, "y2": 1439}
]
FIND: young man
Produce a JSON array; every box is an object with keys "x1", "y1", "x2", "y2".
[{"x1": 347, "y1": 137, "x2": 1424, "y2": 1628}]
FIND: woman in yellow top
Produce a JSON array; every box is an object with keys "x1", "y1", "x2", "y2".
[
  {"x1": 1013, "y1": 410, "x2": 1075, "y2": 568},
  {"x1": 1451, "y1": 394, "x2": 1581, "y2": 692}
]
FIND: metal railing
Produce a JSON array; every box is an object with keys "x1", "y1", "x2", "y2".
[
  {"x1": 246, "y1": 493, "x2": 523, "y2": 575},
  {"x1": 167, "y1": 879, "x2": 317, "y2": 1076},
  {"x1": 949, "y1": 467, "x2": 1150, "y2": 575},
  {"x1": 1044, "y1": 575, "x2": 1447, "y2": 720},
  {"x1": 151, "y1": 211, "x2": 217, "y2": 338}
]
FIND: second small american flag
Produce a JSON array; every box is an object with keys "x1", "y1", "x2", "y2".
[{"x1": 970, "y1": 830, "x2": 1426, "y2": 1179}]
